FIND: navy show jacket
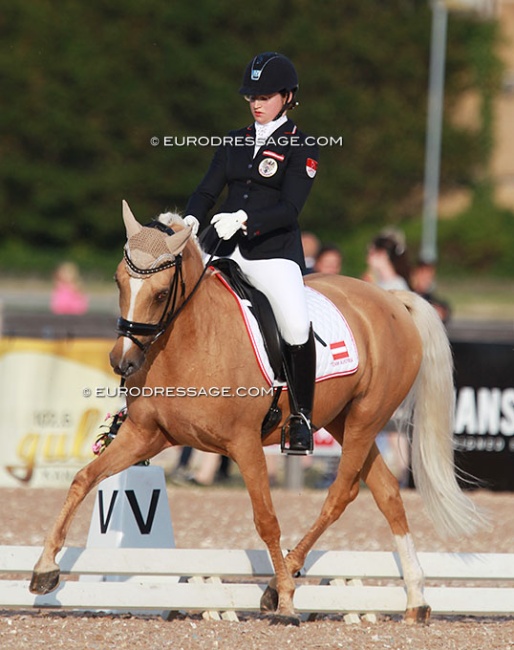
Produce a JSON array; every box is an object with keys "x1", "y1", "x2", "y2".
[{"x1": 185, "y1": 118, "x2": 319, "y2": 269}]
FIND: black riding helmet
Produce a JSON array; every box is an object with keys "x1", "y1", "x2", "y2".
[
  {"x1": 239, "y1": 53, "x2": 299, "y2": 117},
  {"x1": 239, "y1": 52, "x2": 298, "y2": 95}
]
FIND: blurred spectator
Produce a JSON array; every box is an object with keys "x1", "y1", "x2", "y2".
[
  {"x1": 301, "y1": 231, "x2": 321, "y2": 274},
  {"x1": 313, "y1": 243, "x2": 343, "y2": 275},
  {"x1": 50, "y1": 262, "x2": 89, "y2": 315},
  {"x1": 363, "y1": 229, "x2": 411, "y2": 486},
  {"x1": 411, "y1": 259, "x2": 451, "y2": 324},
  {"x1": 168, "y1": 446, "x2": 194, "y2": 484},
  {"x1": 169, "y1": 447, "x2": 232, "y2": 487},
  {"x1": 311, "y1": 242, "x2": 343, "y2": 488},
  {"x1": 364, "y1": 229, "x2": 411, "y2": 290}
]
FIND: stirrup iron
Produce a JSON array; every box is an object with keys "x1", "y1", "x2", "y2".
[{"x1": 281, "y1": 412, "x2": 314, "y2": 456}]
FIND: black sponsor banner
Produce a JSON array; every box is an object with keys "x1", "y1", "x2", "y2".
[{"x1": 452, "y1": 341, "x2": 514, "y2": 491}]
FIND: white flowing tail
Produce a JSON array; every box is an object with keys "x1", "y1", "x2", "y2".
[{"x1": 395, "y1": 292, "x2": 487, "y2": 538}]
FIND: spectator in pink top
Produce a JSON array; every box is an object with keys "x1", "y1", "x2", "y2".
[{"x1": 50, "y1": 262, "x2": 89, "y2": 315}]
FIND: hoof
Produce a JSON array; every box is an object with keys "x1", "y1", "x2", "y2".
[
  {"x1": 260, "y1": 585, "x2": 279, "y2": 613},
  {"x1": 404, "y1": 604, "x2": 431, "y2": 625},
  {"x1": 29, "y1": 569, "x2": 60, "y2": 595},
  {"x1": 269, "y1": 613, "x2": 301, "y2": 627}
]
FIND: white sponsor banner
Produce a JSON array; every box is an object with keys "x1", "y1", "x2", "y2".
[{"x1": 0, "y1": 338, "x2": 121, "y2": 488}]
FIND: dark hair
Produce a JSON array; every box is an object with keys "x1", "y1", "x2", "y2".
[
  {"x1": 371, "y1": 233, "x2": 411, "y2": 288},
  {"x1": 316, "y1": 243, "x2": 343, "y2": 260},
  {"x1": 415, "y1": 258, "x2": 436, "y2": 269}
]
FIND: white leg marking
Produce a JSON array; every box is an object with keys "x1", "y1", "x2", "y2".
[
  {"x1": 394, "y1": 533, "x2": 427, "y2": 609},
  {"x1": 121, "y1": 278, "x2": 144, "y2": 359}
]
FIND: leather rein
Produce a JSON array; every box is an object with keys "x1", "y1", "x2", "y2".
[{"x1": 116, "y1": 220, "x2": 218, "y2": 353}]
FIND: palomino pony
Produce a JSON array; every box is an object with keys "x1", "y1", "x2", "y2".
[{"x1": 30, "y1": 201, "x2": 483, "y2": 625}]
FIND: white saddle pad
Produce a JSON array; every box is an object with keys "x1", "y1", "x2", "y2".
[{"x1": 215, "y1": 274, "x2": 359, "y2": 386}]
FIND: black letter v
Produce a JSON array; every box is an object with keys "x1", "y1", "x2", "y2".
[
  {"x1": 125, "y1": 489, "x2": 160, "y2": 534},
  {"x1": 98, "y1": 490, "x2": 119, "y2": 534}
]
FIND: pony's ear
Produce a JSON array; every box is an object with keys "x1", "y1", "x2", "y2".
[
  {"x1": 165, "y1": 226, "x2": 192, "y2": 256},
  {"x1": 122, "y1": 200, "x2": 143, "y2": 238}
]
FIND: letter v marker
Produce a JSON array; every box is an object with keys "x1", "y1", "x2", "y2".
[
  {"x1": 125, "y1": 489, "x2": 160, "y2": 534},
  {"x1": 98, "y1": 490, "x2": 119, "y2": 534}
]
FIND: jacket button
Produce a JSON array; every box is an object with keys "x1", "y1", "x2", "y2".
[
  {"x1": 248, "y1": 164, "x2": 253, "y2": 169},
  {"x1": 246, "y1": 179, "x2": 251, "y2": 184},
  {"x1": 243, "y1": 194, "x2": 248, "y2": 199}
]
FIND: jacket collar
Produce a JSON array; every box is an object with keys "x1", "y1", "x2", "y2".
[{"x1": 245, "y1": 118, "x2": 296, "y2": 158}]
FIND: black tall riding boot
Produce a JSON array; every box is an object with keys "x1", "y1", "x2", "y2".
[{"x1": 282, "y1": 326, "x2": 316, "y2": 455}]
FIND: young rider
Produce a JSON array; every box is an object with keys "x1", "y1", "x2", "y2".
[{"x1": 184, "y1": 52, "x2": 319, "y2": 455}]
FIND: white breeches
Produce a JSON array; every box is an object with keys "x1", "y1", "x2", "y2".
[{"x1": 229, "y1": 247, "x2": 310, "y2": 345}]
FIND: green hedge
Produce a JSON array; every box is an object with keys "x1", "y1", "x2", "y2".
[{"x1": 0, "y1": 0, "x2": 504, "y2": 279}]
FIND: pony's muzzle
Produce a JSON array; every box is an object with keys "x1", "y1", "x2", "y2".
[{"x1": 109, "y1": 337, "x2": 144, "y2": 377}]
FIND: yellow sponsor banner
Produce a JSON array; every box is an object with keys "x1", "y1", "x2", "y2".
[{"x1": 0, "y1": 338, "x2": 121, "y2": 487}]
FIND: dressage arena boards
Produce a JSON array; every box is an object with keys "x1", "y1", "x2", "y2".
[
  {"x1": 1, "y1": 486, "x2": 513, "y2": 650},
  {"x1": 1, "y1": 546, "x2": 514, "y2": 621},
  {"x1": 2, "y1": 477, "x2": 513, "y2": 618}
]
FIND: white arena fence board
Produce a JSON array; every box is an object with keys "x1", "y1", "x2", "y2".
[
  {"x1": 1, "y1": 546, "x2": 513, "y2": 616},
  {"x1": 4, "y1": 547, "x2": 514, "y2": 580}
]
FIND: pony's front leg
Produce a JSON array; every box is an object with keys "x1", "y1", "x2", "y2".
[
  {"x1": 30, "y1": 419, "x2": 164, "y2": 594},
  {"x1": 361, "y1": 443, "x2": 430, "y2": 623},
  {"x1": 30, "y1": 459, "x2": 99, "y2": 594},
  {"x1": 233, "y1": 443, "x2": 299, "y2": 625}
]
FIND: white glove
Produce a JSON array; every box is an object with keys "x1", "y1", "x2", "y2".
[
  {"x1": 211, "y1": 210, "x2": 248, "y2": 240},
  {"x1": 183, "y1": 215, "x2": 200, "y2": 237}
]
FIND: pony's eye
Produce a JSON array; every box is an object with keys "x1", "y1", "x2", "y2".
[{"x1": 155, "y1": 290, "x2": 169, "y2": 303}]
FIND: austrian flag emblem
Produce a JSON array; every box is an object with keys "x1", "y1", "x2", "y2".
[
  {"x1": 305, "y1": 158, "x2": 318, "y2": 178},
  {"x1": 330, "y1": 340, "x2": 349, "y2": 361}
]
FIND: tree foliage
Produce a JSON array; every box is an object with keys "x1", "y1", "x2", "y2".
[{"x1": 0, "y1": 0, "x2": 501, "y2": 275}]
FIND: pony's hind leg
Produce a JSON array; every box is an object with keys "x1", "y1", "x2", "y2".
[
  {"x1": 361, "y1": 443, "x2": 430, "y2": 623},
  {"x1": 30, "y1": 419, "x2": 165, "y2": 594},
  {"x1": 280, "y1": 416, "x2": 370, "y2": 579}
]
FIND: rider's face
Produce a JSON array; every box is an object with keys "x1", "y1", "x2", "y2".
[{"x1": 246, "y1": 93, "x2": 288, "y2": 124}]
